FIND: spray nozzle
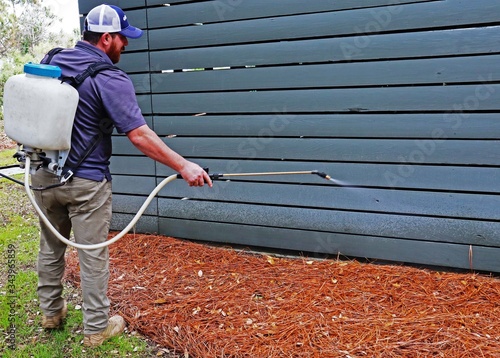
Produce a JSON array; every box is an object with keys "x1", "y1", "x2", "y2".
[{"x1": 312, "y1": 170, "x2": 332, "y2": 181}]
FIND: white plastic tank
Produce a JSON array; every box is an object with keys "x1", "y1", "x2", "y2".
[{"x1": 3, "y1": 63, "x2": 79, "y2": 151}]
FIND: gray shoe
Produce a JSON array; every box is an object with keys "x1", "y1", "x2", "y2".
[{"x1": 83, "y1": 315, "x2": 126, "y2": 347}]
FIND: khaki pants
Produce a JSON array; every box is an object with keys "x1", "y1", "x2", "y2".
[{"x1": 32, "y1": 170, "x2": 112, "y2": 334}]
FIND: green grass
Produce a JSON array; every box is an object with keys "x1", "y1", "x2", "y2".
[
  {"x1": 0, "y1": 148, "x2": 17, "y2": 167},
  {"x1": 0, "y1": 148, "x2": 161, "y2": 357}
]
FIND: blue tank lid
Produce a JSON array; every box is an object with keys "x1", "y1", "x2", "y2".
[{"x1": 24, "y1": 63, "x2": 61, "y2": 78}]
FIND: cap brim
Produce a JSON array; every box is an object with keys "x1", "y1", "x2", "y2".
[{"x1": 119, "y1": 26, "x2": 143, "y2": 39}]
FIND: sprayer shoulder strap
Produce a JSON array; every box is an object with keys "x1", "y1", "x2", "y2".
[
  {"x1": 44, "y1": 47, "x2": 121, "y2": 88},
  {"x1": 44, "y1": 47, "x2": 120, "y2": 174},
  {"x1": 45, "y1": 47, "x2": 64, "y2": 63},
  {"x1": 62, "y1": 61, "x2": 120, "y2": 88}
]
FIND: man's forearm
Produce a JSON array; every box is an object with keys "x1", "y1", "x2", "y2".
[{"x1": 127, "y1": 125, "x2": 187, "y2": 172}]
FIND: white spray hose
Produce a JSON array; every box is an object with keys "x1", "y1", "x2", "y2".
[
  {"x1": 24, "y1": 155, "x2": 178, "y2": 250},
  {"x1": 23, "y1": 156, "x2": 334, "y2": 250}
]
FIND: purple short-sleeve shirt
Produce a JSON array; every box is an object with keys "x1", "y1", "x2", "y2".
[{"x1": 41, "y1": 41, "x2": 146, "y2": 181}]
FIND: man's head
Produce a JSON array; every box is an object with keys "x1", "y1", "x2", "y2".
[{"x1": 83, "y1": 4, "x2": 143, "y2": 63}]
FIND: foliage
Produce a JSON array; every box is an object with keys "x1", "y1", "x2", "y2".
[
  {"x1": 2, "y1": 0, "x2": 54, "y2": 57},
  {"x1": 0, "y1": 0, "x2": 80, "y2": 57}
]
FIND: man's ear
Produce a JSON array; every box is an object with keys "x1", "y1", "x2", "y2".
[
  {"x1": 94, "y1": 32, "x2": 112, "y2": 52},
  {"x1": 100, "y1": 32, "x2": 112, "y2": 46}
]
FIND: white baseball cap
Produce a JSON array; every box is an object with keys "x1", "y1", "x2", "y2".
[{"x1": 84, "y1": 4, "x2": 143, "y2": 39}]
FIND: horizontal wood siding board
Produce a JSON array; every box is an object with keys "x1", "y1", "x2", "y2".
[
  {"x1": 110, "y1": 156, "x2": 156, "y2": 176},
  {"x1": 158, "y1": 218, "x2": 500, "y2": 272},
  {"x1": 129, "y1": 73, "x2": 151, "y2": 94},
  {"x1": 79, "y1": 0, "x2": 145, "y2": 14},
  {"x1": 147, "y1": 0, "x2": 200, "y2": 5},
  {"x1": 147, "y1": 0, "x2": 436, "y2": 28},
  {"x1": 157, "y1": 181, "x2": 500, "y2": 220},
  {"x1": 111, "y1": 213, "x2": 158, "y2": 233},
  {"x1": 152, "y1": 113, "x2": 500, "y2": 139},
  {"x1": 136, "y1": 94, "x2": 152, "y2": 114},
  {"x1": 156, "y1": 199, "x2": 500, "y2": 247},
  {"x1": 144, "y1": 115, "x2": 153, "y2": 128},
  {"x1": 151, "y1": 85, "x2": 500, "y2": 114},
  {"x1": 155, "y1": 160, "x2": 500, "y2": 193},
  {"x1": 113, "y1": 194, "x2": 157, "y2": 216},
  {"x1": 150, "y1": 26, "x2": 500, "y2": 70},
  {"x1": 151, "y1": 55, "x2": 500, "y2": 92},
  {"x1": 113, "y1": 138, "x2": 143, "y2": 156},
  {"x1": 122, "y1": 33, "x2": 149, "y2": 52},
  {"x1": 113, "y1": 136, "x2": 500, "y2": 166},
  {"x1": 112, "y1": 175, "x2": 158, "y2": 195},
  {"x1": 126, "y1": 9, "x2": 148, "y2": 29},
  {"x1": 117, "y1": 52, "x2": 150, "y2": 74},
  {"x1": 148, "y1": 0, "x2": 500, "y2": 50},
  {"x1": 82, "y1": 0, "x2": 500, "y2": 272}
]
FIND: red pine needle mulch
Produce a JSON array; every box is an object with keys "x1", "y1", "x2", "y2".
[{"x1": 64, "y1": 233, "x2": 500, "y2": 357}]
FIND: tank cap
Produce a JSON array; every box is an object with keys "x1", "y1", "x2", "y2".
[{"x1": 24, "y1": 63, "x2": 61, "y2": 78}]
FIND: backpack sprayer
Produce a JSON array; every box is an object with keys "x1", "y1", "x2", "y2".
[
  {"x1": 1, "y1": 63, "x2": 335, "y2": 250},
  {"x1": 4, "y1": 63, "x2": 78, "y2": 178}
]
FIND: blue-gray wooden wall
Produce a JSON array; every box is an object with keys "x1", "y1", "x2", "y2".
[{"x1": 78, "y1": 0, "x2": 500, "y2": 272}]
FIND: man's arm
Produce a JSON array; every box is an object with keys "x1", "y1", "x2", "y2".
[{"x1": 126, "y1": 124, "x2": 212, "y2": 187}]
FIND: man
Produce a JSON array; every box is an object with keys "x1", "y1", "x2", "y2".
[{"x1": 32, "y1": 4, "x2": 212, "y2": 347}]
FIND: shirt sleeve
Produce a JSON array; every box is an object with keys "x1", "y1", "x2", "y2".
[{"x1": 98, "y1": 69, "x2": 147, "y2": 134}]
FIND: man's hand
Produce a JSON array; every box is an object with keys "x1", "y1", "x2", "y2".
[{"x1": 178, "y1": 161, "x2": 213, "y2": 187}]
